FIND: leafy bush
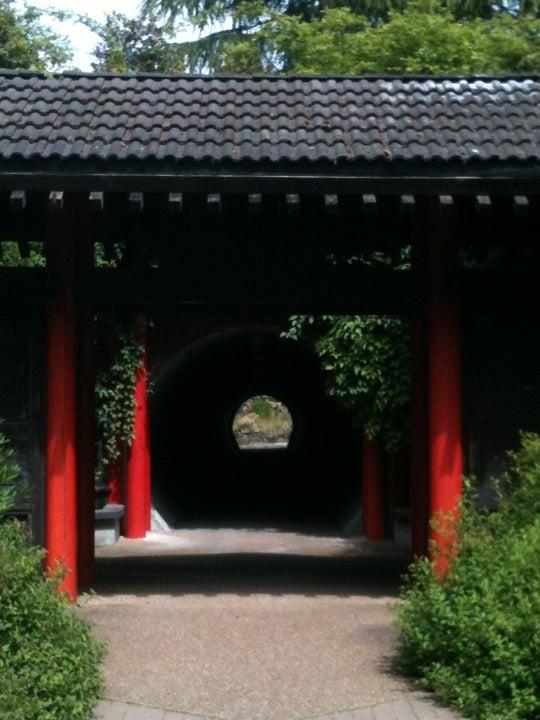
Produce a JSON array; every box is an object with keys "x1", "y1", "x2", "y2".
[
  {"x1": 0, "y1": 431, "x2": 103, "y2": 720},
  {"x1": 396, "y1": 433, "x2": 540, "y2": 720},
  {"x1": 0, "y1": 430, "x2": 19, "y2": 516}
]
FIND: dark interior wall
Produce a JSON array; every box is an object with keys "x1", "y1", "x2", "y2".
[
  {"x1": 0, "y1": 314, "x2": 44, "y2": 537},
  {"x1": 465, "y1": 307, "x2": 540, "y2": 500},
  {"x1": 150, "y1": 322, "x2": 361, "y2": 530}
]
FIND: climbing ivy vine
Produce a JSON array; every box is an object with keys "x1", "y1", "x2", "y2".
[
  {"x1": 284, "y1": 315, "x2": 410, "y2": 451},
  {"x1": 95, "y1": 319, "x2": 145, "y2": 466}
]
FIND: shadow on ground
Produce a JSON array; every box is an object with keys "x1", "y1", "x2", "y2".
[{"x1": 92, "y1": 552, "x2": 409, "y2": 598}]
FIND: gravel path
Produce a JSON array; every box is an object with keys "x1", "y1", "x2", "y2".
[{"x1": 84, "y1": 529, "x2": 462, "y2": 720}]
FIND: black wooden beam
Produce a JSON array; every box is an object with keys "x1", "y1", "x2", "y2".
[
  {"x1": 77, "y1": 266, "x2": 416, "y2": 315},
  {"x1": 0, "y1": 268, "x2": 49, "y2": 301},
  {"x1": 1, "y1": 170, "x2": 540, "y2": 195},
  {"x1": 461, "y1": 268, "x2": 540, "y2": 308}
]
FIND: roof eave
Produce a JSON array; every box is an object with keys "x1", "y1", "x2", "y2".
[{"x1": 0, "y1": 159, "x2": 539, "y2": 194}]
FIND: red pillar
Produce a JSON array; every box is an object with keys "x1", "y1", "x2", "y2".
[
  {"x1": 410, "y1": 311, "x2": 429, "y2": 557},
  {"x1": 410, "y1": 211, "x2": 429, "y2": 558},
  {"x1": 125, "y1": 333, "x2": 150, "y2": 539},
  {"x1": 145, "y1": 393, "x2": 152, "y2": 532},
  {"x1": 106, "y1": 452, "x2": 124, "y2": 505},
  {"x1": 76, "y1": 308, "x2": 96, "y2": 588},
  {"x1": 427, "y1": 206, "x2": 463, "y2": 572},
  {"x1": 363, "y1": 434, "x2": 386, "y2": 540},
  {"x1": 76, "y1": 201, "x2": 96, "y2": 590},
  {"x1": 46, "y1": 213, "x2": 78, "y2": 600}
]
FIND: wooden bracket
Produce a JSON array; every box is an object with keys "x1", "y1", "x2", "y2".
[
  {"x1": 286, "y1": 194, "x2": 300, "y2": 215},
  {"x1": 168, "y1": 193, "x2": 183, "y2": 213},
  {"x1": 400, "y1": 194, "x2": 415, "y2": 215},
  {"x1": 207, "y1": 194, "x2": 222, "y2": 214},
  {"x1": 476, "y1": 195, "x2": 492, "y2": 215},
  {"x1": 362, "y1": 194, "x2": 377, "y2": 214},
  {"x1": 248, "y1": 193, "x2": 262, "y2": 215},
  {"x1": 9, "y1": 190, "x2": 26, "y2": 211},
  {"x1": 438, "y1": 195, "x2": 454, "y2": 216},
  {"x1": 513, "y1": 195, "x2": 529, "y2": 216},
  {"x1": 89, "y1": 191, "x2": 104, "y2": 212},
  {"x1": 128, "y1": 192, "x2": 144, "y2": 214},
  {"x1": 324, "y1": 194, "x2": 339, "y2": 215},
  {"x1": 48, "y1": 191, "x2": 64, "y2": 212}
]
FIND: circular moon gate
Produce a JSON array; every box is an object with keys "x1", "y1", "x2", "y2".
[{"x1": 151, "y1": 329, "x2": 361, "y2": 530}]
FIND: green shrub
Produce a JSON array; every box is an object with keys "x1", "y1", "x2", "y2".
[
  {"x1": 396, "y1": 433, "x2": 540, "y2": 720},
  {"x1": 250, "y1": 395, "x2": 272, "y2": 420},
  {"x1": 0, "y1": 432, "x2": 103, "y2": 720}
]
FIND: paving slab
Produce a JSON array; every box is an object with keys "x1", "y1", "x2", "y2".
[
  {"x1": 94, "y1": 699, "x2": 127, "y2": 720},
  {"x1": 95, "y1": 702, "x2": 213, "y2": 720},
  {"x1": 95, "y1": 697, "x2": 461, "y2": 720}
]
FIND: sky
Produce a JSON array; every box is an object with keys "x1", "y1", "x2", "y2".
[{"x1": 27, "y1": 0, "x2": 197, "y2": 71}]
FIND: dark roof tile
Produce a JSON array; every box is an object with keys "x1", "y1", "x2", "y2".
[{"x1": 0, "y1": 72, "x2": 538, "y2": 167}]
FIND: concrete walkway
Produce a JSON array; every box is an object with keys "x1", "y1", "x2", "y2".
[{"x1": 85, "y1": 529, "x2": 462, "y2": 720}]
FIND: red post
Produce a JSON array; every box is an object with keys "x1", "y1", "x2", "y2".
[
  {"x1": 46, "y1": 211, "x2": 78, "y2": 600},
  {"x1": 76, "y1": 308, "x2": 96, "y2": 588},
  {"x1": 76, "y1": 202, "x2": 96, "y2": 590},
  {"x1": 145, "y1": 393, "x2": 152, "y2": 532},
  {"x1": 410, "y1": 311, "x2": 429, "y2": 557},
  {"x1": 362, "y1": 434, "x2": 386, "y2": 540},
  {"x1": 125, "y1": 331, "x2": 151, "y2": 539},
  {"x1": 427, "y1": 206, "x2": 463, "y2": 573},
  {"x1": 106, "y1": 452, "x2": 124, "y2": 505}
]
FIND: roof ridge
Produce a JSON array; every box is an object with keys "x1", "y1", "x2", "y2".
[{"x1": 0, "y1": 69, "x2": 539, "y2": 82}]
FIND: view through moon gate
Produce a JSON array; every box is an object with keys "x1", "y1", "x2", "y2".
[{"x1": 232, "y1": 395, "x2": 293, "y2": 450}]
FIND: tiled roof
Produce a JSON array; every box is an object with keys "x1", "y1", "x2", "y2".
[{"x1": 0, "y1": 71, "x2": 539, "y2": 167}]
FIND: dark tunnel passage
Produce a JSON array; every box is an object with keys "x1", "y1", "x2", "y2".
[{"x1": 151, "y1": 328, "x2": 362, "y2": 531}]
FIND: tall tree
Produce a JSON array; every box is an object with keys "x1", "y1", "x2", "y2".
[
  {"x1": 142, "y1": 0, "x2": 540, "y2": 70},
  {"x1": 263, "y1": 5, "x2": 540, "y2": 74},
  {"x1": 0, "y1": 0, "x2": 71, "y2": 70},
  {"x1": 142, "y1": 0, "x2": 404, "y2": 70},
  {"x1": 86, "y1": 11, "x2": 185, "y2": 73}
]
